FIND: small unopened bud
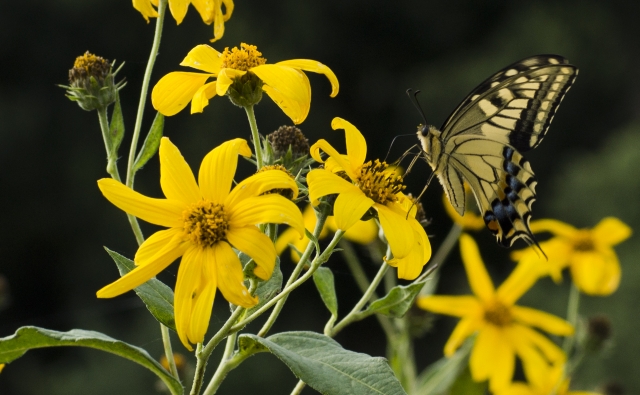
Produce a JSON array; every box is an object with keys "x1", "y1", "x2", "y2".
[
  {"x1": 601, "y1": 382, "x2": 624, "y2": 395},
  {"x1": 585, "y1": 315, "x2": 612, "y2": 352},
  {"x1": 267, "y1": 125, "x2": 310, "y2": 159},
  {"x1": 61, "y1": 51, "x2": 125, "y2": 111}
]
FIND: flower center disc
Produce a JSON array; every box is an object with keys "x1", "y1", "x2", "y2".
[
  {"x1": 357, "y1": 160, "x2": 405, "y2": 205},
  {"x1": 183, "y1": 200, "x2": 229, "y2": 248},
  {"x1": 221, "y1": 43, "x2": 267, "y2": 71},
  {"x1": 484, "y1": 301, "x2": 512, "y2": 327},
  {"x1": 573, "y1": 231, "x2": 595, "y2": 251}
]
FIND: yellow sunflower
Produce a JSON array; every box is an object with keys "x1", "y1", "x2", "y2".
[
  {"x1": 417, "y1": 234, "x2": 573, "y2": 392},
  {"x1": 133, "y1": 0, "x2": 233, "y2": 42},
  {"x1": 306, "y1": 117, "x2": 431, "y2": 280},
  {"x1": 96, "y1": 137, "x2": 304, "y2": 349},
  {"x1": 511, "y1": 217, "x2": 631, "y2": 295},
  {"x1": 495, "y1": 362, "x2": 600, "y2": 395},
  {"x1": 275, "y1": 205, "x2": 378, "y2": 263},
  {"x1": 151, "y1": 43, "x2": 339, "y2": 124}
]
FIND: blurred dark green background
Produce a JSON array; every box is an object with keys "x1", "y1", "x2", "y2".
[{"x1": 1, "y1": 1, "x2": 639, "y2": 394}]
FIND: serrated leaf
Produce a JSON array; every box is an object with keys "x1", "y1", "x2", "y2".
[
  {"x1": 239, "y1": 331, "x2": 407, "y2": 395},
  {"x1": 415, "y1": 339, "x2": 473, "y2": 395},
  {"x1": 313, "y1": 267, "x2": 337, "y2": 317},
  {"x1": 363, "y1": 281, "x2": 426, "y2": 318},
  {"x1": 133, "y1": 112, "x2": 164, "y2": 172},
  {"x1": 109, "y1": 92, "x2": 125, "y2": 154},
  {"x1": 104, "y1": 247, "x2": 176, "y2": 331},
  {"x1": 0, "y1": 326, "x2": 183, "y2": 395},
  {"x1": 246, "y1": 256, "x2": 282, "y2": 316}
]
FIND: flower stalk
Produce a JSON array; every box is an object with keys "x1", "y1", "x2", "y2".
[{"x1": 244, "y1": 105, "x2": 263, "y2": 169}]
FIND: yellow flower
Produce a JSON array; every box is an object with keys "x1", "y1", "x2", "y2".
[
  {"x1": 0, "y1": 364, "x2": 4, "y2": 373},
  {"x1": 417, "y1": 234, "x2": 573, "y2": 392},
  {"x1": 495, "y1": 363, "x2": 601, "y2": 395},
  {"x1": 275, "y1": 205, "x2": 378, "y2": 263},
  {"x1": 133, "y1": 0, "x2": 234, "y2": 42},
  {"x1": 151, "y1": 43, "x2": 339, "y2": 124},
  {"x1": 307, "y1": 118, "x2": 431, "y2": 280},
  {"x1": 511, "y1": 218, "x2": 631, "y2": 296},
  {"x1": 443, "y1": 183, "x2": 485, "y2": 231},
  {"x1": 96, "y1": 137, "x2": 304, "y2": 350}
]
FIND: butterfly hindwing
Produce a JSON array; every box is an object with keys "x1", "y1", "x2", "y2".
[{"x1": 418, "y1": 55, "x2": 577, "y2": 248}]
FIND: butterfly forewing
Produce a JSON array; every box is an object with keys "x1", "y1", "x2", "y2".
[{"x1": 421, "y1": 55, "x2": 577, "y2": 248}]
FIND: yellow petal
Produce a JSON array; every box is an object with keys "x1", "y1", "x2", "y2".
[
  {"x1": 190, "y1": 81, "x2": 218, "y2": 114},
  {"x1": 570, "y1": 250, "x2": 620, "y2": 295},
  {"x1": 342, "y1": 219, "x2": 378, "y2": 245},
  {"x1": 591, "y1": 217, "x2": 632, "y2": 247},
  {"x1": 443, "y1": 317, "x2": 482, "y2": 356},
  {"x1": 132, "y1": 0, "x2": 158, "y2": 22},
  {"x1": 416, "y1": 295, "x2": 482, "y2": 317},
  {"x1": 496, "y1": 256, "x2": 541, "y2": 305},
  {"x1": 97, "y1": 179, "x2": 184, "y2": 228},
  {"x1": 333, "y1": 188, "x2": 374, "y2": 231},
  {"x1": 511, "y1": 306, "x2": 574, "y2": 336},
  {"x1": 276, "y1": 59, "x2": 339, "y2": 97},
  {"x1": 252, "y1": 65, "x2": 311, "y2": 124},
  {"x1": 459, "y1": 234, "x2": 495, "y2": 302},
  {"x1": 309, "y1": 139, "x2": 358, "y2": 180},
  {"x1": 159, "y1": 137, "x2": 201, "y2": 204},
  {"x1": 389, "y1": 248, "x2": 424, "y2": 280},
  {"x1": 135, "y1": 228, "x2": 184, "y2": 265},
  {"x1": 529, "y1": 219, "x2": 577, "y2": 238},
  {"x1": 216, "y1": 68, "x2": 247, "y2": 96},
  {"x1": 179, "y1": 44, "x2": 223, "y2": 74},
  {"x1": 228, "y1": 195, "x2": 305, "y2": 237},
  {"x1": 331, "y1": 117, "x2": 367, "y2": 168},
  {"x1": 509, "y1": 330, "x2": 550, "y2": 390},
  {"x1": 173, "y1": 246, "x2": 206, "y2": 350},
  {"x1": 97, "y1": 235, "x2": 186, "y2": 298},
  {"x1": 190, "y1": 0, "x2": 214, "y2": 24},
  {"x1": 214, "y1": 241, "x2": 258, "y2": 307},
  {"x1": 167, "y1": 0, "x2": 189, "y2": 24},
  {"x1": 211, "y1": 0, "x2": 225, "y2": 41},
  {"x1": 306, "y1": 169, "x2": 358, "y2": 206},
  {"x1": 410, "y1": 216, "x2": 432, "y2": 264},
  {"x1": 152, "y1": 72, "x2": 213, "y2": 116},
  {"x1": 187, "y1": 248, "x2": 217, "y2": 346},
  {"x1": 227, "y1": 226, "x2": 277, "y2": 280},
  {"x1": 513, "y1": 324, "x2": 566, "y2": 364},
  {"x1": 376, "y1": 204, "x2": 415, "y2": 259},
  {"x1": 221, "y1": 0, "x2": 233, "y2": 20},
  {"x1": 488, "y1": 335, "x2": 515, "y2": 392},
  {"x1": 225, "y1": 169, "x2": 299, "y2": 208},
  {"x1": 470, "y1": 325, "x2": 502, "y2": 381},
  {"x1": 198, "y1": 138, "x2": 251, "y2": 203}
]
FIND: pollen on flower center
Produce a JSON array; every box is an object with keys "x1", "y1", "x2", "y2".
[
  {"x1": 69, "y1": 51, "x2": 110, "y2": 86},
  {"x1": 573, "y1": 231, "x2": 595, "y2": 251},
  {"x1": 182, "y1": 200, "x2": 229, "y2": 248},
  {"x1": 484, "y1": 301, "x2": 512, "y2": 327},
  {"x1": 356, "y1": 160, "x2": 406, "y2": 205},
  {"x1": 220, "y1": 43, "x2": 267, "y2": 71}
]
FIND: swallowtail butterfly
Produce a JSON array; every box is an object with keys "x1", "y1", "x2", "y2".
[{"x1": 416, "y1": 55, "x2": 578, "y2": 248}]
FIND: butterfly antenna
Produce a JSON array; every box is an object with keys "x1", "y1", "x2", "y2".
[
  {"x1": 406, "y1": 89, "x2": 428, "y2": 126},
  {"x1": 385, "y1": 135, "x2": 416, "y2": 163}
]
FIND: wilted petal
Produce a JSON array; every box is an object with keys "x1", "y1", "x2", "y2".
[
  {"x1": 198, "y1": 138, "x2": 251, "y2": 203},
  {"x1": 180, "y1": 44, "x2": 223, "y2": 74},
  {"x1": 252, "y1": 64, "x2": 311, "y2": 124},
  {"x1": 152, "y1": 72, "x2": 212, "y2": 116},
  {"x1": 214, "y1": 242, "x2": 258, "y2": 307},
  {"x1": 276, "y1": 59, "x2": 339, "y2": 97},
  {"x1": 97, "y1": 179, "x2": 184, "y2": 228},
  {"x1": 331, "y1": 117, "x2": 366, "y2": 168},
  {"x1": 159, "y1": 137, "x2": 201, "y2": 204}
]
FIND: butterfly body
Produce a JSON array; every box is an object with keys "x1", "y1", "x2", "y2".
[{"x1": 417, "y1": 55, "x2": 578, "y2": 248}]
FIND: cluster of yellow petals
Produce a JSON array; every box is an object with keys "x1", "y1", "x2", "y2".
[
  {"x1": 417, "y1": 234, "x2": 573, "y2": 392},
  {"x1": 132, "y1": 0, "x2": 234, "y2": 42},
  {"x1": 495, "y1": 362, "x2": 601, "y2": 395},
  {"x1": 96, "y1": 137, "x2": 304, "y2": 349},
  {"x1": 307, "y1": 118, "x2": 431, "y2": 280}
]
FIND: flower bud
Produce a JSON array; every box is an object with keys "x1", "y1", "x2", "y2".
[
  {"x1": 62, "y1": 51, "x2": 125, "y2": 111},
  {"x1": 585, "y1": 315, "x2": 612, "y2": 353},
  {"x1": 264, "y1": 125, "x2": 313, "y2": 176}
]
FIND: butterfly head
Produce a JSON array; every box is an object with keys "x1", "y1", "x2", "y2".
[{"x1": 416, "y1": 124, "x2": 442, "y2": 166}]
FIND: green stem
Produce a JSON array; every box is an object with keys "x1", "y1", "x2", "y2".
[
  {"x1": 160, "y1": 324, "x2": 179, "y2": 379},
  {"x1": 289, "y1": 380, "x2": 307, "y2": 395},
  {"x1": 203, "y1": 348, "x2": 252, "y2": 395},
  {"x1": 416, "y1": 224, "x2": 462, "y2": 286},
  {"x1": 330, "y1": 261, "x2": 389, "y2": 336},
  {"x1": 126, "y1": 0, "x2": 167, "y2": 189},
  {"x1": 563, "y1": 282, "x2": 581, "y2": 354},
  {"x1": 244, "y1": 105, "x2": 263, "y2": 169}
]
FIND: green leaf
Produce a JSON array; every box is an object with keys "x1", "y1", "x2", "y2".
[
  {"x1": 363, "y1": 281, "x2": 426, "y2": 318},
  {"x1": 415, "y1": 339, "x2": 473, "y2": 395},
  {"x1": 0, "y1": 326, "x2": 183, "y2": 395},
  {"x1": 239, "y1": 331, "x2": 407, "y2": 395},
  {"x1": 448, "y1": 366, "x2": 486, "y2": 395},
  {"x1": 104, "y1": 247, "x2": 176, "y2": 331},
  {"x1": 109, "y1": 91, "x2": 125, "y2": 154},
  {"x1": 313, "y1": 267, "x2": 338, "y2": 317},
  {"x1": 246, "y1": 256, "x2": 283, "y2": 317},
  {"x1": 133, "y1": 112, "x2": 164, "y2": 172}
]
